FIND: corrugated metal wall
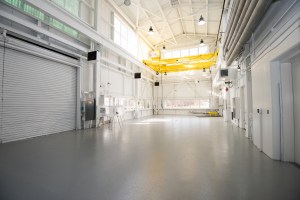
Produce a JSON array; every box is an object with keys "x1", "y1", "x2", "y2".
[{"x1": 0, "y1": 44, "x2": 77, "y2": 143}]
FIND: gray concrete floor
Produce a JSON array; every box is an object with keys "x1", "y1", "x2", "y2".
[{"x1": 0, "y1": 116, "x2": 300, "y2": 200}]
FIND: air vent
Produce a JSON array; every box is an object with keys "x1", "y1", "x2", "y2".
[{"x1": 170, "y1": 0, "x2": 179, "y2": 6}]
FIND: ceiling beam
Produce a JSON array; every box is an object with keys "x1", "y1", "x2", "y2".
[
  {"x1": 177, "y1": 33, "x2": 217, "y2": 38},
  {"x1": 188, "y1": 0, "x2": 196, "y2": 40},
  {"x1": 176, "y1": 0, "x2": 185, "y2": 34},
  {"x1": 166, "y1": 13, "x2": 222, "y2": 25},
  {"x1": 137, "y1": 3, "x2": 165, "y2": 46},
  {"x1": 131, "y1": 2, "x2": 162, "y2": 19},
  {"x1": 154, "y1": 25, "x2": 167, "y2": 49},
  {"x1": 105, "y1": 0, "x2": 153, "y2": 49},
  {"x1": 177, "y1": 8, "x2": 185, "y2": 34},
  {"x1": 156, "y1": 33, "x2": 217, "y2": 46},
  {"x1": 165, "y1": 2, "x2": 224, "y2": 8},
  {"x1": 206, "y1": 0, "x2": 209, "y2": 36},
  {"x1": 135, "y1": 0, "x2": 140, "y2": 28},
  {"x1": 153, "y1": 0, "x2": 177, "y2": 45}
]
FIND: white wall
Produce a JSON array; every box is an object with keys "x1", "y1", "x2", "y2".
[
  {"x1": 96, "y1": 0, "x2": 112, "y2": 39},
  {"x1": 220, "y1": 0, "x2": 300, "y2": 160},
  {"x1": 291, "y1": 55, "x2": 300, "y2": 165},
  {"x1": 156, "y1": 80, "x2": 211, "y2": 100},
  {"x1": 250, "y1": 0, "x2": 300, "y2": 159},
  {"x1": 154, "y1": 79, "x2": 214, "y2": 115}
]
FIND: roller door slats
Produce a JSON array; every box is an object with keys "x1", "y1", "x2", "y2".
[{"x1": 0, "y1": 46, "x2": 77, "y2": 143}]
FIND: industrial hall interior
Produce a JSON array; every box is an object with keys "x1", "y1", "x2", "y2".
[{"x1": 0, "y1": 0, "x2": 300, "y2": 199}]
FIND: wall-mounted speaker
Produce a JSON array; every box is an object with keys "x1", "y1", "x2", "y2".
[
  {"x1": 134, "y1": 72, "x2": 141, "y2": 79},
  {"x1": 154, "y1": 82, "x2": 159, "y2": 86},
  {"x1": 87, "y1": 51, "x2": 100, "y2": 61},
  {"x1": 220, "y1": 69, "x2": 228, "y2": 77}
]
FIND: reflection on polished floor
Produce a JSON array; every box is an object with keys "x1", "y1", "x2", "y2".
[{"x1": 0, "y1": 116, "x2": 300, "y2": 200}]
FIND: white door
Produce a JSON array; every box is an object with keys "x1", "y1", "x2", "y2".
[
  {"x1": 291, "y1": 55, "x2": 300, "y2": 165},
  {"x1": 0, "y1": 45, "x2": 77, "y2": 142}
]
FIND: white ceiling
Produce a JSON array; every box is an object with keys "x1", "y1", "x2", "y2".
[{"x1": 110, "y1": 0, "x2": 224, "y2": 51}]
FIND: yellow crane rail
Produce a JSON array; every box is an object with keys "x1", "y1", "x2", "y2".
[{"x1": 143, "y1": 52, "x2": 218, "y2": 73}]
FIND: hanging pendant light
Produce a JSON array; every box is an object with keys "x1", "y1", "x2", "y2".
[
  {"x1": 200, "y1": 39, "x2": 205, "y2": 46},
  {"x1": 198, "y1": 15, "x2": 205, "y2": 25},
  {"x1": 148, "y1": 26, "x2": 154, "y2": 35},
  {"x1": 162, "y1": 45, "x2": 166, "y2": 52},
  {"x1": 124, "y1": 0, "x2": 131, "y2": 6}
]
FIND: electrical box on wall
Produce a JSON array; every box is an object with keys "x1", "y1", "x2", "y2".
[
  {"x1": 134, "y1": 72, "x2": 141, "y2": 79},
  {"x1": 87, "y1": 51, "x2": 100, "y2": 61},
  {"x1": 215, "y1": 68, "x2": 237, "y2": 82},
  {"x1": 220, "y1": 69, "x2": 229, "y2": 77},
  {"x1": 85, "y1": 98, "x2": 96, "y2": 121}
]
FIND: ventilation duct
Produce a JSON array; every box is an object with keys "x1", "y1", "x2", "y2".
[
  {"x1": 223, "y1": 0, "x2": 273, "y2": 65},
  {"x1": 223, "y1": 0, "x2": 246, "y2": 49},
  {"x1": 170, "y1": 0, "x2": 179, "y2": 6}
]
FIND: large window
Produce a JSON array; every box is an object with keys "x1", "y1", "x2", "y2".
[
  {"x1": 113, "y1": 16, "x2": 138, "y2": 57},
  {"x1": 52, "y1": 0, "x2": 79, "y2": 16},
  {"x1": 104, "y1": 97, "x2": 138, "y2": 111},
  {"x1": 164, "y1": 99, "x2": 210, "y2": 109},
  {"x1": 138, "y1": 41, "x2": 150, "y2": 60},
  {"x1": 137, "y1": 99, "x2": 152, "y2": 109},
  {"x1": 113, "y1": 15, "x2": 149, "y2": 60},
  {"x1": 52, "y1": 0, "x2": 95, "y2": 26},
  {"x1": 4, "y1": 0, "x2": 78, "y2": 37}
]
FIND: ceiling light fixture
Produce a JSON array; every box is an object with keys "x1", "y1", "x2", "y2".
[
  {"x1": 198, "y1": 15, "x2": 205, "y2": 25},
  {"x1": 148, "y1": 26, "x2": 154, "y2": 35},
  {"x1": 200, "y1": 39, "x2": 205, "y2": 46},
  {"x1": 124, "y1": 0, "x2": 131, "y2": 6}
]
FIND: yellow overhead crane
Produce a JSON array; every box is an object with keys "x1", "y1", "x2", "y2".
[{"x1": 143, "y1": 51, "x2": 218, "y2": 73}]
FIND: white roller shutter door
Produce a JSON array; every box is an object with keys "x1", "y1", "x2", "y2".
[{"x1": 0, "y1": 45, "x2": 77, "y2": 143}]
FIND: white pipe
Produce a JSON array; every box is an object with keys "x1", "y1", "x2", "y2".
[
  {"x1": 227, "y1": 0, "x2": 273, "y2": 65},
  {"x1": 224, "y1": 0, "x2": 245, "y2": 48},
  {"x1": 254, "y1": 0, "x2": 298, "y2": 56},
  {"x1": 223, "y1": 0, "x2": 242, "y2": 50},
  {"x1": 226, "y1": 0, "x2": 254, "y2": 52}
]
